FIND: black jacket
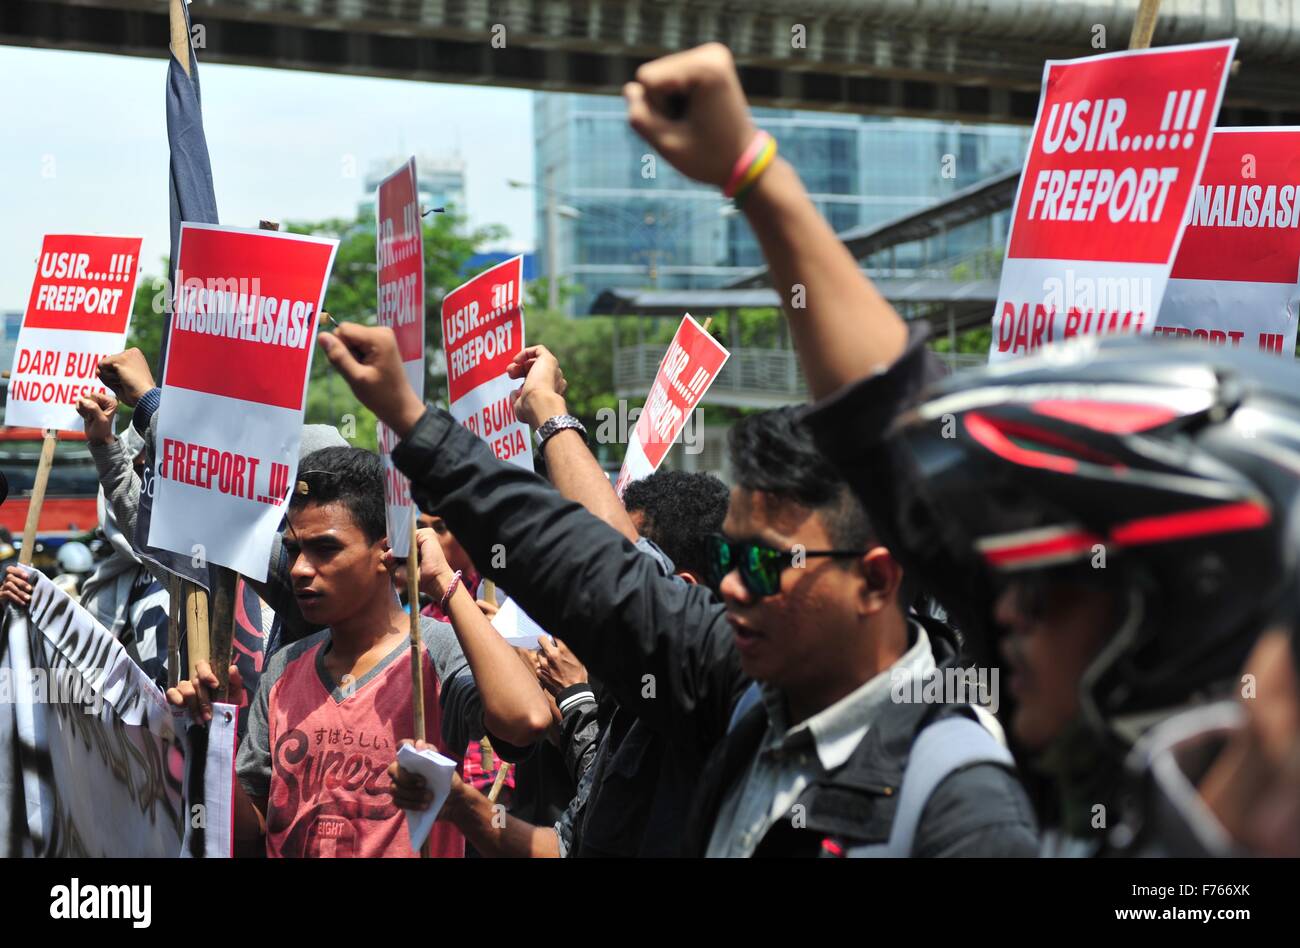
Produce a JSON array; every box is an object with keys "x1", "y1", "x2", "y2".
[
  {"x1": 683, "y1": 616, "x2": 1039, "y2": 857},
  {"x1": 393, "y1": 412, "x2": 746, "y2": 857},
  {"x1": 392, "y1": 410, "x2": 1036, "y2": 857}
]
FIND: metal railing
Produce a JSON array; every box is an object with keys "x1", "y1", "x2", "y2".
[
  {"x1": 615, "y1": 343, "x2": 989, "y2": 404},
  {"x1": 615, "y1": 344, "x2": 808, "y2": 401}
]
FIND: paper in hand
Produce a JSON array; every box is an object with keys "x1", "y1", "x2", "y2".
[
  {"x1": 489, "y1": 596, "x2": 552, "y2": 650},
  {"x1": 397, "y1": 742, "x2": 458, "y2": 851}
]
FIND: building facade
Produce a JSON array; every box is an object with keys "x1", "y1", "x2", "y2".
[
  {"x1": 534, "y1": 93, "x2": 1031, "y2": 315},
  {"x1": 358, "y1": 153, "x2": 468, "y2": 222}
]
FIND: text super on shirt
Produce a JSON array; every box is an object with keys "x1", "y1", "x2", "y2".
[{"x1": 236, "y1": 620, "x2": 465, "y2": 858}]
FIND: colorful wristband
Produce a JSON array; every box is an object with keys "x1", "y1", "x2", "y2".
[
  {"x1": 732, "y1": 135, "x2": 778, "y2": 207},
  {"x1": 724, "y1": 130, "x2": 773, "y2": 198},
  {"x1": 439, "y1": 569, "x2": 463, "y2": 613}
]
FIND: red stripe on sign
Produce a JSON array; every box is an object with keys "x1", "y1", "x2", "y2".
[
  {"x1": 1032, "y1": 399, "x2": 1179, "y2": 434},
  {"x1": 981, "y1": 530, "x2": 1102, "y2": 568},
  {"x1": 1111, "y1": 501, "x2": 1271, "y2": 545},
  {"x1": 965, "y1": 412, "x2": 1079, "y2": 474}
]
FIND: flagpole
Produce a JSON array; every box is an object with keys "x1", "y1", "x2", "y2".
[
  {"x1": 18, "y1": 430, "x2": 57, "y2": 567},
  {"x1": 169, "y1": 0, "x2": 192, "y2": 76}
]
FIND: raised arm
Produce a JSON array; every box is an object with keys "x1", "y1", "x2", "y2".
[
  {"x1": 388, "y1": 528, "x2": 552, "y2": 747},
  {"x1": 622, "y1": 43, "x2": 908, "y2": 399},
  {"x1": 317, "y1": 324, "x2": 743, "y2": 752},
  {"x1": 508, "y1": 345, "x2": 638, "y2": 544}
]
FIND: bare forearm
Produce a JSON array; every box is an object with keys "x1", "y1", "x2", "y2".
[
  {"x1": 444, "y1": 786, "x2": 560, "y2": 858},
  {"x1": 742, "y1": 157, "x2": 908, "y2": 399},
  {"x1": 542, "y1": 428, "x2": 639, "y2": 543},
  {"x1": 443, "y1": 580, "x2": 551, "y2": 745}
]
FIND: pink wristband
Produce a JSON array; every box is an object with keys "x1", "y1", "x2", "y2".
[
  {"x1": 439, "y1": 570, "x2": 463, "y2": 612},
  {"x1": 724, "y1": 131, "x2": 772, "y2": 198}
]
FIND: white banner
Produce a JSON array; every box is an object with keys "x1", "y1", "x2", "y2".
[{"x1": 0, "y1": 568, "x2": 188, "y2": 857}]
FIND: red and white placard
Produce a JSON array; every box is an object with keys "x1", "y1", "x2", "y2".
[
  {"x1": 6, "y1": 234, "x2": 142, "y2": 431},
  {"x1": 615, "y1": 314, "x2": 729, "y2": 497},
  {"x1": 375, "y1": 158, "x2": 426, "y2": 556},
  {"x1": 1156, "y1": 127, "x2": 1300, "y2": 356},
  {"x1": 440, "y1": 255, "x2": 533, "y2": 470},
  {"x1": 989, "y1": 41, "x2": 1236, "y2": 361},
  {"x1": 148, "y1": 223, "x2": 339, "y2": 580}
]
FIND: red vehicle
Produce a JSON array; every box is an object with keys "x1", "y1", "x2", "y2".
[{"x1": 0, "y1": 426, "x2": 101, "y2": 544}]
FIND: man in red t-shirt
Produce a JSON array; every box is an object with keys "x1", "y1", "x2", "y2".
[{"x1": 171, "y1": 446, "x2": 465, "y2": 857}]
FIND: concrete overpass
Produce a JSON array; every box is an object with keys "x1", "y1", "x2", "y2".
[{"x1": 4, "y1": 0, "x2": 1300, "y2": 124}]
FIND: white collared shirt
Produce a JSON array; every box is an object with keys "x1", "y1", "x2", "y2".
[{"x1": 705, "y1": 624, "x2": 936, "y2": 858}]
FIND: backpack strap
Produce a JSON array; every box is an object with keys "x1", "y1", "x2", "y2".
[
  {"x1": 728, "y1": 681, "x2": 762, "y2": 733},
  {"x1": 848, "y1": 713, "x2": 1012, "y2": 857}
]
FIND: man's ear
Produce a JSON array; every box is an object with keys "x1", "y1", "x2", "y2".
[
  {"x1": 858, "y1": 547, "x2": 902, "y2": 615},
  {"x1": 675, "y1": 571, "x2": 700, "y2": 586}
]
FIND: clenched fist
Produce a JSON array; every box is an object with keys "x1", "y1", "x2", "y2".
[
  {"x1": 623, "y1": 43, "x2": 758, "y2": 190},
  {"x1": 507, "y1": 345, "x2": 569, "y2": 429},
  {"x1": 97, "y1": 348, "x2": 156, "y2": 407},
  {"x1": 76, "y1": 392, "x2": 119, "y2": 445},
  {"x1": 317, "y1": 323, "x2": 426, "y2": 438}
]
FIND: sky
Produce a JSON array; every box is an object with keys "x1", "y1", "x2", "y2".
[{"x1": 0, "y1": 45, "x2": 536, "y2": 311}]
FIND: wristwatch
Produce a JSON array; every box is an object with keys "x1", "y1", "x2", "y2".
[{"x1": 535, "y1": 414, "x2": 588, "y2": 446}]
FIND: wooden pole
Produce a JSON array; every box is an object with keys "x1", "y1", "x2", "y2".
[
  {"x1": 487, "y1": 762, "x2": 513, "y2": 805},
  {"x1": 406, "y1": 506, "x2": 430, "y2": 857},
  {"x1": 184, "y1": 582, "x2": 210, "y2": 681},
  {"x1": 1129, "y1": 0, "x2": 1162, "y2": 49},
  {"x1": 166, "y1": 575, "x2": 183, "y2": 689},
  {"x1": 408, "y1": 506, "x2": 426, "y2": 740},
  {"x1": 168, "y1": 0, "x2": 191, "y2": 76},
  {"x1": 207, "y1": 570, "x2": 238, "y2": 699},
  {"x1": 18, "y1": 431, "x2": 57, "y2": 567}
]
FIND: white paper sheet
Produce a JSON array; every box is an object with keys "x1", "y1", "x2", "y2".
[{"x1": 397, "y1": 743, "x2": 458, "y2": 851}]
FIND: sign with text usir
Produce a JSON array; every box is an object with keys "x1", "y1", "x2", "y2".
[
  {"x1": 441, "y1": 255, "x2": 533, "y2": 469},
  {"x1": 1156, "y1": 128, "x2": 1300, "y2": 356},
  {"x1": 376, "y1": 158, "x2": 425, "y2": 557},
  {"x1": 989, "y1": 40, "x2": 1235, "y2": 362},
  {"x1": 614, "y1": 315, "x2": 729, "y2": 497},
  {"x1": 5, "y1": 234, "x2": 142, "y2": 430},
  {"x1": 149, "y1": 223, "x2": 339, "y2": 580}
]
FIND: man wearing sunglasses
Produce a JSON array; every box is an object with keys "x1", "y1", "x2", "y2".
[
  {"x1": 605, "y1": 42, "x2": 1300, "y2": 858},
  {"x1": 319, "y1": 324, "x2": 1038, "y2": 857}
]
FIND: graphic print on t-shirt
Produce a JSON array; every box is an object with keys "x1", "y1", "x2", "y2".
[{"x1": 260, "y1": 632, "x2": 463, "y2": 858}]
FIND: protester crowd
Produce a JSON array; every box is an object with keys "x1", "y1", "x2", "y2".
[{"x1": 4, "y1": 43, "x2": 1299, "y2": 859}]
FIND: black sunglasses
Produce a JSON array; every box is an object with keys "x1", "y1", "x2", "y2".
[{"x1": 707, "y1": 533, "x2": 868, "y2": 599}]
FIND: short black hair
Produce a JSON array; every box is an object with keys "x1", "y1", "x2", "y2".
[
  {"x1": 727, "y1": 406, "x2": 874, "y2": 550},
  {"x1": 622, "y1": 470, "x2": 729, "y2": 578},
  {"x1": 288, "y1": 447, "x2": 387, "y2": 544}
]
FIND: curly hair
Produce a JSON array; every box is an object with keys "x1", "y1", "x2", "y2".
[{"x1": 622, "y1": 469, "x2": 730, "y2": 578}]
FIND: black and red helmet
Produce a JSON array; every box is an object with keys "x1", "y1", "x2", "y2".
[{"x1": 890, "y1": 336, "x2": 1300, "y2": 736}]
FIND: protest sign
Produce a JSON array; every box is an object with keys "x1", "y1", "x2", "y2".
[
  {"x1": 441, "y1": 255, "x2": 533, "y2": 469},
  {"x1": 5, "y1": 234, "x2": 142, "y2": 431},
  {"x1": 0, "y1": 569, "x2": 187, "y2": 857},
  {"x1": 147, "y1": 223, "x2": 338, "y2": 580},
  {"x1": 1156, "y1": 127, "x2": 1300, "y2": 356},
  {"x1": 989, "y1": 40, "x2": 1235, "y2": 361},
  {"x1": 614, "y1": 314, "x2": 729, "y2": 496},
  {"x1": 375, "y1": 158, "x2": 425, "y2": 557}
]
